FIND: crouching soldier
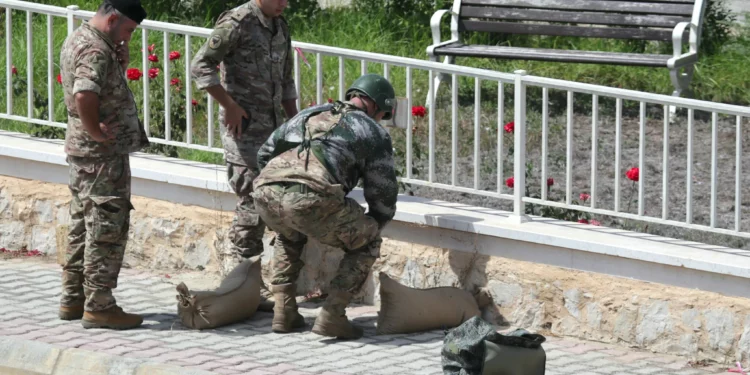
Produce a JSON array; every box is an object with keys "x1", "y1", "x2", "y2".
[{"x1": 252, "y1": 74, "x2": 399, "y2": 339}]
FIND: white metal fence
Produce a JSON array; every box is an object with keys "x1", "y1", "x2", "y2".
[{"x1": 0, "y1": 0, "x2": 748, "y2": 240}]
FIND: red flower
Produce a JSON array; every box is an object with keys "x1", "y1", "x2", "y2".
[
  {"x1": 412, "y1": 106, "x2": 426, "y2": 118},
  {"x1": 126, "y1": 68, "x2": 143, "y2": 81},
  {"x1": 546, "y1": 178, "x2": 554, "y2": 187},
  {"x1": 590, "y1": 219, "x2": 601, "y2": 226},
  {"x1": 626, "y1": 167, "x2": 639, "y2": 182},
  {"x1": 56, "y1": 74, "x2": 62, "y2": 84},
  {"x1": 327, "y1": 98, "x2": 333, "y2": 103},
  {"x1": 579, "y1": 193, "x2": 590, "y2": 202},
  {"x1": 148, "y1": 44, "x2": 155, "y2": 53},
  {"x1": 504, "y1": 121, "x2": 515, "y2": 133},
  {"x1": 148, "y1": 54, "x2": 159, "y2": 63},
  {"x1": 505, "y1": 177, "x2": 514, "y2": 188},
  {"x1": 171, "y1": 78, "x2": 180, "y2": 86},
  {"x1": 148, "y1": 68, "x2": 159, "y2": 79},
  {"x1": 11, "y1": 65, "x2": 17, "y2": 75},
  {"x1": 192, "y1": 99, "x2": 198, "y2": 107},
  {"x1": 578, "y1": 219, "x2": 589, "y2": 224},
  {"x1": 169, "y1": 51, "x2": 181, "y2": 61}
]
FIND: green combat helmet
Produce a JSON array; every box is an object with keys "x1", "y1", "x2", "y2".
[{"x1": 345, "y1": 74, "x2": 396, "y2": 120}]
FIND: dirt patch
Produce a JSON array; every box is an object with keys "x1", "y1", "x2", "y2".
[{"x1": 390, "y1": 102, "x2": 750, "y2": 249}]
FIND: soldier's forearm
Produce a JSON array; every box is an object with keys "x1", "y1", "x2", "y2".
[
  {"x1": 282, "y1": 99, "x2": 298, "y2": 119},
  {"x1": 205, "y1": 85, "x2": 238, "y2": 111},
  {"x1": 74, "y1": 92, "x2": 104, "y2": 140}
]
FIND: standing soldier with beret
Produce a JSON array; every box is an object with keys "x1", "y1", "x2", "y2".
[
  {"x1": 191, "y1": 0, "x2": 298, "y2": 311},
  {"x1": 58, "y1": 0, "x2": 149, "y2": 330}
]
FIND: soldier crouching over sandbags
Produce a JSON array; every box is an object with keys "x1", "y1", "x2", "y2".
[{"x1": 251, "y1": 74, "x2": 400, "y2": 340}]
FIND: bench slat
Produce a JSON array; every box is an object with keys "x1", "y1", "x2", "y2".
[
  {"x1": 461, "y1": 7, "x2": 690, "y2": 28},
  {"x1": 433, "y1": 43, "x2": 672, "y2": 67},
  {"x1": 461, "y1": 20, "x2": 673, "y2": 40},
  {"x1": 461, "y1": 0, "x2": 694, "y2": 16}
]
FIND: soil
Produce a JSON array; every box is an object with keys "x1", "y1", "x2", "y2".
[{"x1": 389, "y1": 102, "x2": 750, "y2": 250}]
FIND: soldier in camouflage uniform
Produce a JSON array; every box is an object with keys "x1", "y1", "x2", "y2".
[
  {"x1": 190, "y1": 0, "x2": 298, "y2": 311},
  {"x1": 252, "y1": 74, "x2": 399, "y2": 339},
  {"x1": 58, "y1": 0, "x2": 148, "y2": 330}
]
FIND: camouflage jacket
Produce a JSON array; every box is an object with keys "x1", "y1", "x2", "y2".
[
  {"x1": 190, "y1": 1, "x2": 297, "y2": 167},
  {"x1": 254, "y1": 102, "x2": 398, "y2": 228},
  {"x1": 60, "y1": 22, "x2": 148, "y2": 157}
]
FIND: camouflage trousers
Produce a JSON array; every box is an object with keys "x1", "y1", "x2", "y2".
[
  {"x1": 252, "y1": 182, "x2": 381, "y2": 295},
  {"x1": 61, "y1": 155, "x2": 133, "y2": 312},
  {"x1": 223, "y1": 162, "x2": 267, "y2": 275}
]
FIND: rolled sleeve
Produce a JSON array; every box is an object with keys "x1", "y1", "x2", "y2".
[
  {"x1": 73, "y1": 78, "x2": 101, "y2": 95},
  {"x1": 72, "y1": 48, "x2": 108, "y2": 95},
  {"x1": 191, "y1": 21, "x2": 239, "y2": 90}
]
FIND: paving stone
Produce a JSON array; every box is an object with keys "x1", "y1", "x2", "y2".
[{"x1": 0, "y1": 260, "x2": 729, "y2": 375}]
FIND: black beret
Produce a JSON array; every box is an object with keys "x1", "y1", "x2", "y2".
[{"x1": 107, "y1": 0, "x2": 147, "y2": 24}]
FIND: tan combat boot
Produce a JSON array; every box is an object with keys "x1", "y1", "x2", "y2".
[
  {"x1": 271, "y1": 283, "x2": 305, "y2": 333},
  {"x1": 312, "y1": 290, "x2": 362, "y2": 340},
  {"x1": 81, "y1": 305, "x2": 143, "y2": 330},
  {"x1": 59, "y1": 304, "x2": 84, "y2": 320},
  {"x1": 258, "y1": 279, "x2": 275, "y2": 312}
]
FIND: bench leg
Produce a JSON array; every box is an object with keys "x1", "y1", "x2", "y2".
[
  {"x1": 668, "y1": 65, "x2": 695, "y2": 121},
  {"x1": 425, "y1": 55, "x2": 455, "y2": 108}
]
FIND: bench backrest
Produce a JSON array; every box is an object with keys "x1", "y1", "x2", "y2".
[{"x1": 457, "y1": 0, "x2": 704, "y2": 42}]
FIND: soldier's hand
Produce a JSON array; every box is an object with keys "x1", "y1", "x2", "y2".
[
  {"x1": 92, "y1": 113, "x2": 118, "y2": 143},
  {"x1": 225, "y1": 103, "x2": 249, "y2": 138},
  {"x1": 115, "y1": 42, "x2": 130, "y2": 70}
]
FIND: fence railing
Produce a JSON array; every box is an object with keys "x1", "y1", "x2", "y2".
[{"x1": 0, "y1": 0, "x2": 748, "y2": 240}]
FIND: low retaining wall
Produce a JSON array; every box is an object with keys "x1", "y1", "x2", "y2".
[{"x1": 2, "y1": 174, "x2": 750, "y2": 364}]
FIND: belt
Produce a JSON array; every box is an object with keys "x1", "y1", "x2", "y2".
[{"x1": 268, "y1": 182, "x2": 314, "y2": 194}]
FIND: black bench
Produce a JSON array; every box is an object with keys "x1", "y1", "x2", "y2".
[{"x1": 426, "y1": 0, "x2": 706, "y2": 101}]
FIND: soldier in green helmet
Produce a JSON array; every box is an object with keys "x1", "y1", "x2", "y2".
[{"x1": 252, "y1": 74, "x2": 399, "y2": 339}]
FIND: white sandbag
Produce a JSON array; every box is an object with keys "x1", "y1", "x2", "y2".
[
  {"x1": 176, "y1": 256, "x2": 261, "y2": 330},
  {"x1": 376, "y1": 272, "x2": 483, "y2": 335}
]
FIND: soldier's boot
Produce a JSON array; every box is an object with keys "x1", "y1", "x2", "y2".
[
  {"x1": 81, "y1": 305, "x2": 143, "y2": 330},
  {"x1": 59, "y1": 304, "x2": 84, "y2": 320},
  {"x1": 312, "y1": 290, "x2": 362, "y2": 340},
  {"x1": 258, "y1": 278, "x2": 275, "y2": 312},
  {"x1": 270, "y1": 283, "x2": 305, "y2": 333}
]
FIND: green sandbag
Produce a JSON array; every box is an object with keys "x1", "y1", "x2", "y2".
[
  {"x1": 442, "y1": 316, "x2": 546, "y2": 375},
  {"x1": 482, "y1": 340, "x2": 546, "y2": 375}
]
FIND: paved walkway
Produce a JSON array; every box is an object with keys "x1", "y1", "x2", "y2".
[{"x1": 0, "y1": 258, "x2": 730, "y2": 375}]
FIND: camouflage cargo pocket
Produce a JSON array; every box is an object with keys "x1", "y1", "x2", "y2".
[{"x1": 89, "y1": 196, "x2": 134, "y2": 244}]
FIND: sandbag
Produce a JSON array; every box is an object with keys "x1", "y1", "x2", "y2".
[
  {"x1": 482, "y1": 339, "x2": 546, "y2": 375},
  {"x1": 442, "y1": 316, "x2": 546, "y2": 375},
  {"x1": 176, "y1": 256, "x2": 261, "y2": 330},
  {"x1": 376, "y1": 272, "x2": 482, "y2": 335}
]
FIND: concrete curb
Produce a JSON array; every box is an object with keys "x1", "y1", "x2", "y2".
[{"x1": 0, "y1": 337, "x2": 216, "y2": 375}]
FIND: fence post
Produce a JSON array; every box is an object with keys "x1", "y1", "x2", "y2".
[
  {"x1": 510, "y1": 70, "x2": 529, "y2": 224},
  {"x1": 66, "y1": 5, "x2": 78, "y2": 36}
]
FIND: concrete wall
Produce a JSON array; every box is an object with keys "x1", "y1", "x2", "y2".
[
  {"x1": 3, "y1": 130, "x2": 750, "y2": 364},
  {"x1": 4, "y1": 173, "x2": 750, "y2": 364}
]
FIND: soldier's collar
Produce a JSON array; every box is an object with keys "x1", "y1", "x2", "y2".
[
  {"x1": 249, "y1": 0, "x2": 276, "y2": 31},
  {"x1": 82, "y1": 22, "x2": 116, "y2": 51}
]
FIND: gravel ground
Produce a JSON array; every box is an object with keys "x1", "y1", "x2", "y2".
[{"x1": 389, "y1": 100, "x2": 750, "y2": 250}]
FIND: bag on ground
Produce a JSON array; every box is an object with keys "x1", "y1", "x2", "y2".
[
  {"x1": 376, "y1": 272, "x2": 482, "y2": 335},
  {"x1": 442, "y1": 316, "x2": 546, "y2": 375},
  {"x1": 176, "y1": 256, "x2": 261, "y2": 330}
]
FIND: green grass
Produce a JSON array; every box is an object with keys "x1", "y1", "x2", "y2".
[{"x1": 1, "y1": 2, "x2": 749, "y2": 171}]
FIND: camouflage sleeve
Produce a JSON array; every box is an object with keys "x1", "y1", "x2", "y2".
[
  {"x1": 257, "y1": 121, "x2": 289, "y2": 170},
  {"x1": 190, "y1": 15, "x2": 241, "y2": 90},
  {"x1": 363, "y1": 137, "x2": 399, "y2": 228},
  {"x1": 281, "y1": 22, "x2": 297, "y2": 101},
  {"x1": 72, "y1": 47, "x2": 109, "y2": 95}
]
